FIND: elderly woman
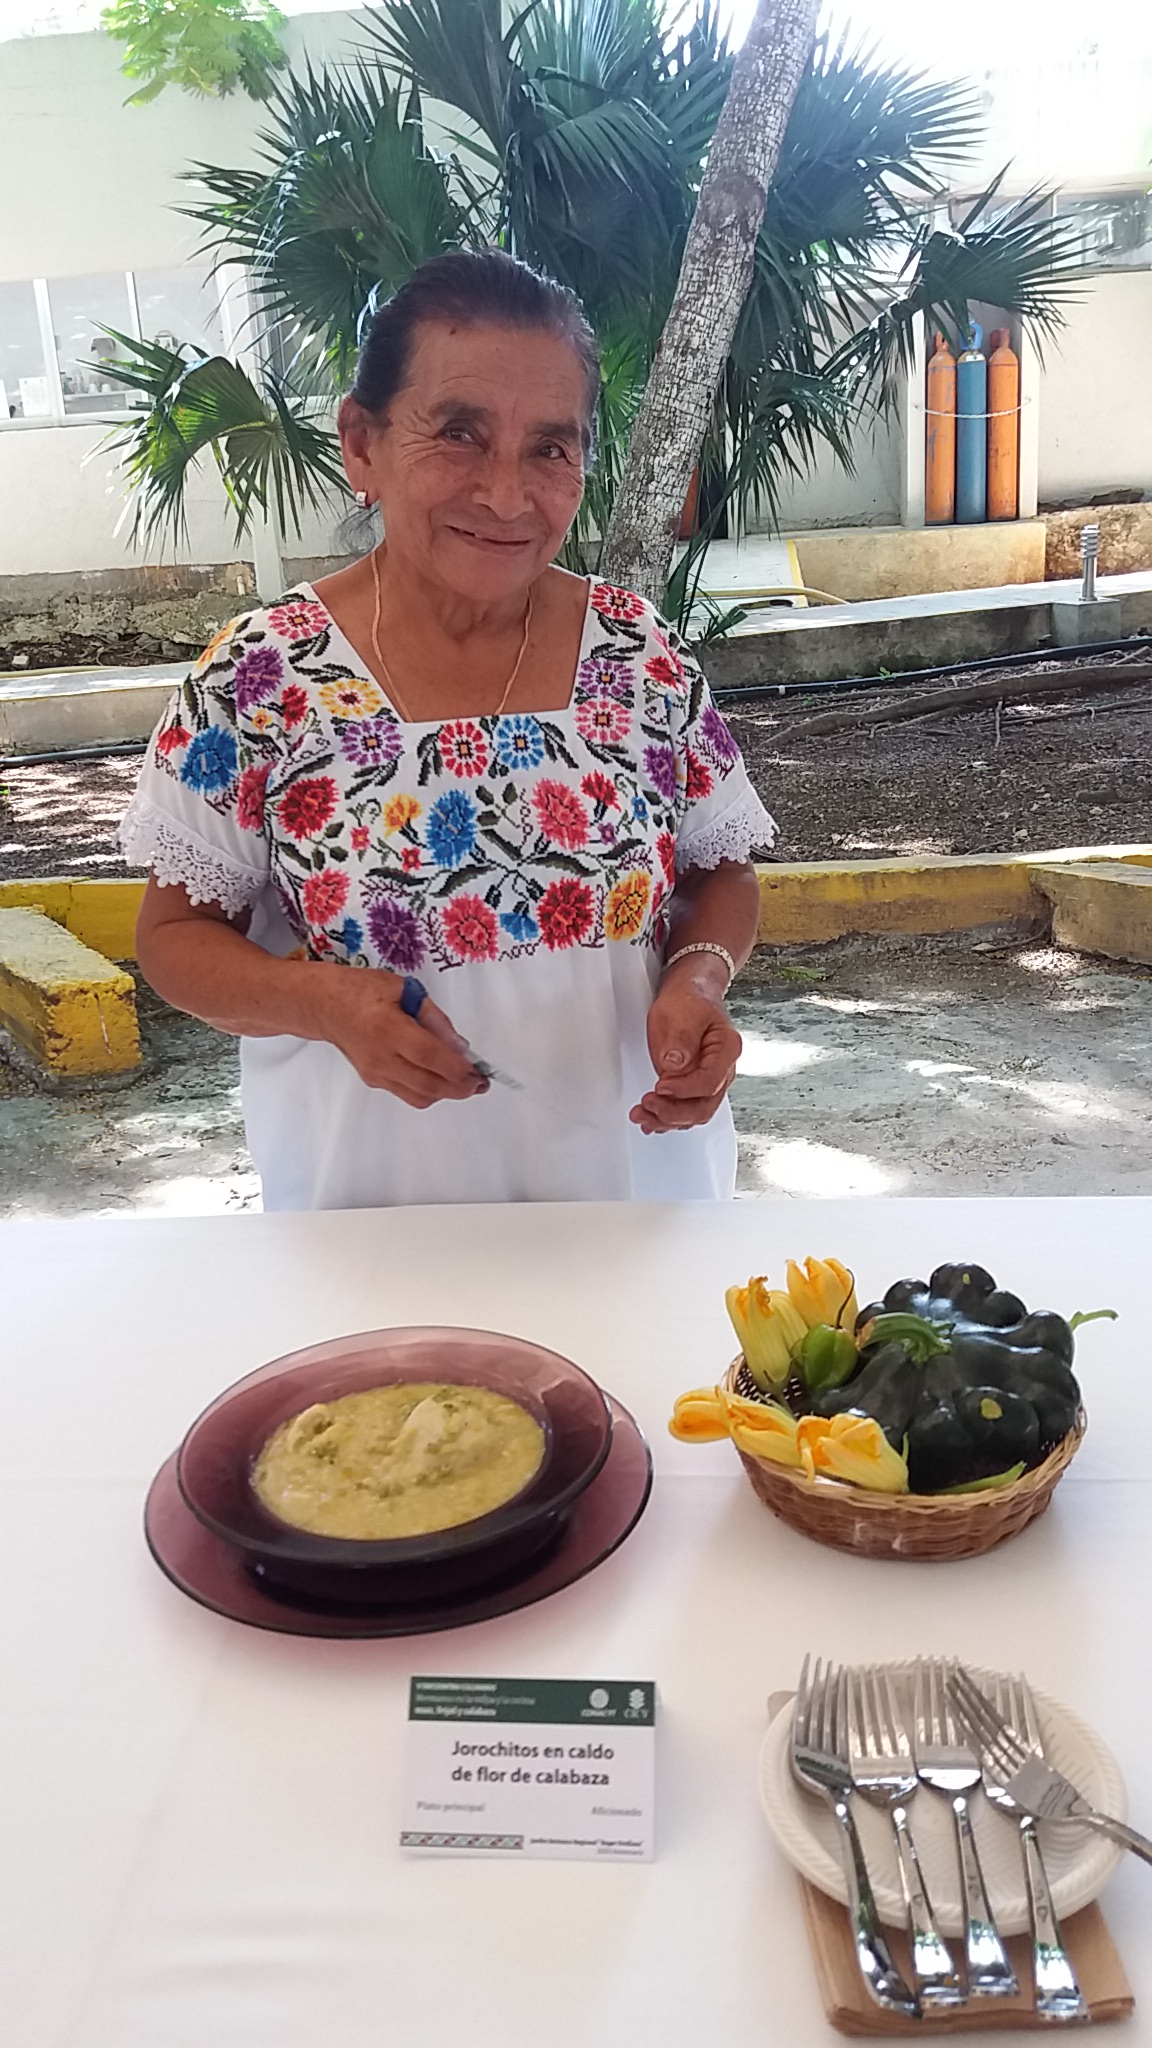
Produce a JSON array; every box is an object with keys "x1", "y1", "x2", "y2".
[{"x1": 123, "y1": 249, "x2": 775, "y2": 1209}]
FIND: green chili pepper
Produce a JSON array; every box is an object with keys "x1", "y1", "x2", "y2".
[{"x1": 796, "y1": 1323, "x2": 859, "y2": 1392}]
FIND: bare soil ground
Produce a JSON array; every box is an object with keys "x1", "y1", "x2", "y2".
[{"x1": 3, "y1": 653, "x2": 1152, "y2": 1217}]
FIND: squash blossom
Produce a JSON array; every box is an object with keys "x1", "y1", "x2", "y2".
[
  {"x1": 786, "y1": 1257, "x2": 859, "y2": 1333},
  {"x1": 797, "y1": 1413, "x2": 909, "y2": 1494},
  {"x1": 668, "y1": 1387, "x2": 731, "y2": 1443},
  {"x1": 721, "y1": 1391, "x2": 803, "y2": 1468},
  {"x1": 725, "y1": 1278, "x2": 808, "y2": 1391}
]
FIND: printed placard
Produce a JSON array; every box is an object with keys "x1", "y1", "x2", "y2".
[{"x1": 401, "y1": 1676, "x2": 656, "y2": 1861}]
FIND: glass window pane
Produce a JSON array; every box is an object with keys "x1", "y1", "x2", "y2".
[
  {"x1": 47, "y1": 273, "x2": 135, "y2": 415},
  {"x1": 0, "y1": 281, "x2": 50, "y2": 421},
  {"x1": 133, "y1": 266, "x2": 225, "y2": 358},
  {"x1": 1053, "y1": 192, "x2": 1152, "y2": 269}
]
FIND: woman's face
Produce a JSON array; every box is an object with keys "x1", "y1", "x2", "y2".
[{"x1": 343, "y1": 319, "x2": 589, "y2": 604}]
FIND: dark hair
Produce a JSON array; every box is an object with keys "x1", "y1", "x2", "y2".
[{"x1": 351, "y1": 248, "x2": 600, "y2": 455}]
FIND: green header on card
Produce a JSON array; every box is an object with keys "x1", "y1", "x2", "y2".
[{"x1": 410, "y1": 1677, "x2": 656, "y2": 1727}]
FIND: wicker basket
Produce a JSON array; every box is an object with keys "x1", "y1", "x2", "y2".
[{"x1": 723, "y1": 1360, "x2": 1086, "y2": 1561}]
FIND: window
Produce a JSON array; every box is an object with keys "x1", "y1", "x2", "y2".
[
  {"x1": 0, "y1": 281, "x2": 50, "y2": 421},
  {"x1": 1053, "y1": 190, "x2": 1152, "y2": 270},
  {"x1": 47, "y1": 273, "x2": 136, "y2": 415},
  {"x1": 134, "y1": 267, "x2": 225, "y2": 360},
  {"x1": 0, "y1": 266, "x2": 232, "y2": 426}
]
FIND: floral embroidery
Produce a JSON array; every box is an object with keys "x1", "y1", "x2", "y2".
[
  {"x1": 581, "y1": 770, "x2": 618, "y2": 810},
  {"x1": 266, "y1": 598, "x2": 329, "y2": 641},
  {"x1": 367, "y1": 896, "x2": 425, "y2": 970},
  {"x1": 493, "y1": 714, "x2": 545, "y2": 770},
  {"x1": 383, "y1": 793, "x2": 421, "y2": 833},
  {"x1": 441, "y1": 894, "x2": 499, "y2": 962},
  {"x1": 425, "y1": 789, "x2": 477, "y2": 868},
  {"x1": 605, "y1": 869, "x2": 651, "y2": 940},
  {"x1": 281, "y1": 683, "x2": 309, "y2": 728},
  {"x1": 237, "y1": 763, "x2": 271, "y2": 832},
  {"x1": 685, "y1": 751, "x2": 714, "y2": 800},
  {"x1": 575, "y1": 695, "x2": 630, "y2": 746},
  {"x1": 233, "y1": 643, "x2": 284, "y2": 713},
  {"x1": 278, "y1": 775, "x2": 338, "y2": 841},
  {"x1": 319, "y1": 676, "x2": 383, "y2": 721},
  {"x1": 142, "y1": 580, "x2": 762, "y2": 971},
  {"x1": 302, "y1": 868, "x2": 350, "y2": 925},
  {"x1": 700, "y1": 703, "x2": 740, "y2": 765},
  {"x1": 181, "y1": 727, "x2": 237, "y2": 794},
  {"x1": 642, "y1": 744, "x2": 677, "y2": 803},
  {"x1": 590, "y1": 582, "x2": 645, "y2": 622},
  {"x1": 193, "y1": 615, "x2": 245, "y2": 673},
  {"x1": 439, "y1": 720, "x2": 489, "y2": 779},
  {"x1": 340, "y1": 717, "x2": 402, "y2": 768},
  {"x1": 532, "y1": 778, "x2": 589, "y2": 851},
  {"x1": 538, "y1": 877, "x2": 595, "y2": 950}
]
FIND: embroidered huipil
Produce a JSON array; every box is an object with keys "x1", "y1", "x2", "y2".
[{"x1": 121, "y1": 580, "x2": 776, "y2": 1209}]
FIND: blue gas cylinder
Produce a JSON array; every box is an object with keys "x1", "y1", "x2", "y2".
[{"x1": 956, "y1": 322, "x2": 987, "y2": 524}]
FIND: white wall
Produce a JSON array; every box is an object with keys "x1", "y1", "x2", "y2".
[
  {"x1": 767, "y1": 413, "x2": 903, "y2": 533},
  {"x1": 0, "y1": 421, "x2": 342, "y2": 578},
  {"x1": 1036, "y1": 272, "x2": 1152, "y2": 505},
  {"x1": 0, "y1": 11, "x2": 375, "y2": 281}
]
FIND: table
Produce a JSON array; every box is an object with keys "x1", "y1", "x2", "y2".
[{"x1": 2, "y1": 1196, "x2": 1148, "y2": 2047}]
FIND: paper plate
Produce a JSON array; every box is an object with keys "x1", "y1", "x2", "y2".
[{"x1": 759, "y1": 1664, "x2": 1126, "y2": 1938}]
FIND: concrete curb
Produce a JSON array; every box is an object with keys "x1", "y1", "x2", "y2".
[
  {"x1": 6, "y1": 845, "x2": 1152, "y2": 967},
  {"x1": 0, "y1": 906, "x2": 140, "y2": 1079}
]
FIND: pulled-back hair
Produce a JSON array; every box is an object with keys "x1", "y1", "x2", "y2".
[{"x1": 351, "y1": 248, "x2": 600, "y2": 454}]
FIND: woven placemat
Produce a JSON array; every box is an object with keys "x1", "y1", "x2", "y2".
[{"x1": 800, "y1": 1879, "x2": 1133, "y2": 2034}]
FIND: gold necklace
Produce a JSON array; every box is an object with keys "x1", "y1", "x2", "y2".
[{"x1": 370, "y1": 543, "x2": 533, "y2": 723}]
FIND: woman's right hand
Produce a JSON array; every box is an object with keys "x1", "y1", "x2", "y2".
[{"x1": 318, "y1": 967, "x2": 488, "y2": 1108}]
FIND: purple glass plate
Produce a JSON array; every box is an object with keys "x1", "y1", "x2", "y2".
[{"x1": 144, "y1": 1395, "x2": 653, "y2": 1639}]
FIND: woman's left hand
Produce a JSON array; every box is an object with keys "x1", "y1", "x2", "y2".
[{"x1": 631, "y1": 968, "x2": 742, "y2": 1135}]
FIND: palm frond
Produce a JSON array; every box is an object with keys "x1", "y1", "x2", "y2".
[{"x1": 99, "y1": 331, "x2": 346, "y2": 552}]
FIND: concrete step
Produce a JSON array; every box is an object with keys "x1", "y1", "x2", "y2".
[
  {"x1": 0, "y1": 907, "x2": 141, "y2": 1079},
  {"x1": 0, "y1": 664, "x2": 183, "y2": 754},
  {"x1": 1029, "y1": 861, "x2": 1152, "y2": 967}
]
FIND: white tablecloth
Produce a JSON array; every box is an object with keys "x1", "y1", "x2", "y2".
[{"x1": 1, "y1": 1196, "x2": 1148, "y2": 2047}]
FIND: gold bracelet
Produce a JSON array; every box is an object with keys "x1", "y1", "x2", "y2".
[{"x1": 663, "y1": 941, "x2": 736, "y2": 992}]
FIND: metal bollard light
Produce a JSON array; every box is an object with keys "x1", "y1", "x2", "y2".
[{"x1": 1080, "y1": 523, "x2": 1100, "y2": 603}]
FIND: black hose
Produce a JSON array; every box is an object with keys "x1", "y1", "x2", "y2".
[
  {"x1": 711, "y1": 633, "x2": 1152, "y2": 707},
  {"x1": 0, "y1": 739, "x2": 148, "y2": 770}
]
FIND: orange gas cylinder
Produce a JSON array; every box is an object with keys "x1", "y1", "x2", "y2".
[
  {"x1": 925, "y1": 331, "x2": 956, "y2": 525},
  {"x1": 987, "y1": 327, "x2": 1020, "y2": 521}
]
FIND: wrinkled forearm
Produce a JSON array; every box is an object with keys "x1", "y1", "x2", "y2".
[{"x1": 135, "y1": 891, "x2": 345, "y2": 1042}]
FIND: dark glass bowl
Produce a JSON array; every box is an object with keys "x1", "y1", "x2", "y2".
[{"x1": 176, "y1": 1326, "x2": 614, "y2": 1608}]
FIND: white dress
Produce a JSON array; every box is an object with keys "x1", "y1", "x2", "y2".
[{"x1": 121, "y1": 578, "x2": 775, "y2": 1210}]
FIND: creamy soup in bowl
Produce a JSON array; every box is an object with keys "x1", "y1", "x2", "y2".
[{"x1": 252, "y1": 1381, "x2": 546, "y2": 1541}]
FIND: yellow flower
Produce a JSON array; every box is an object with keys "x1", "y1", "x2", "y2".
[
  {"x1": 721, "y1": 1391, "x2": 803, "y2": 1468},
  {"x1": 604, "y1": 870, "x2": 651, "y2": 941},
  {"x1": 797, "y1": 1413, "x2": 908, "y2": 1493},
  {"x1": 193, "y1": 615, "x2": 243, "y2": 674},
  {"x1": 250, "y1": 706, "x2": 272, "y2": 732},
  {"x1": 383, "y1": 794, "x2": 422, "y2": 834},
  {"x1": 786, "y1": 1257, "x2": 859, "y2": 1333},
  {"x1": 668, "y1": 1387, "x2": 730, "y2": 1442},
  {"x1": 319, "y1": 676, "x2": 384, "y2": 720},
  {"x1": 725, "y1": 1278, "x2": 808, "y2": 1391}
]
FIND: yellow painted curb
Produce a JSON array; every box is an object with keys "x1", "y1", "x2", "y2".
[
  {"x1": 5, "y1": 844, "x2": 1152, "y2": 968},
  {"x1": 0, "y1": 906, "x2": 141, "y2": 1078},
  {"x1": 0, "y1": 878, "x2": 144, "y2": 961},
  {"x1": 1030, "y1": 862, "x2": 1152, "y2": 969},
  {"x1": 756, "y1": 845, "x2": 1152, "y2": 945}
]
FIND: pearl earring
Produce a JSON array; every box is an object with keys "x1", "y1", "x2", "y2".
[{"x1": 354, "y1": 488, "x2": 370, "y2": 508}]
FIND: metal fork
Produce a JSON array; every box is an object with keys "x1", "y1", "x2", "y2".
[
  {"x1": 792, "y1": 1656, "x2": 919, "y2": 2017},
  {"x1": 847, "y1": 1666, "x2": 965, "y2": 2007},
  {"x1": 950, "y1": 1663, "x2": 1152, "y2": 1866},
  {"x1": 913, "y1": 1657, "x2": 1019, "y2": 1997},
  {"x1": 985, "y1": 1675, "x2": 1088, "y2": 2023}
]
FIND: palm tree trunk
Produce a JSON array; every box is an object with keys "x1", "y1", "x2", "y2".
[{"x1": 599, "y1": 0, "x2": 819, "y2": 602}]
